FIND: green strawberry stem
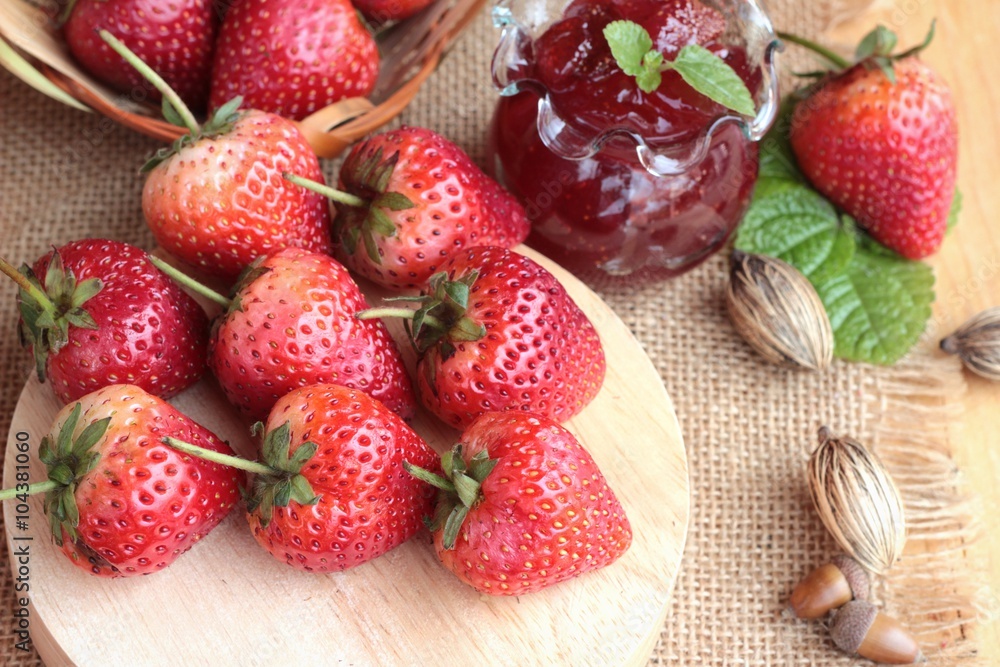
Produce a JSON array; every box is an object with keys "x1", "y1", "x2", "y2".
[
  {"x1": 98, "y1": 30, "x2": 200, "y2": 134},
  {"x1": 776, "y1": 31, "x2": 852, "y2": 70},
  {"x1": 0, "y1": 480, "x2": 59, "y2": 501},
  {"x1": 148, "y1": 256, "x2": 231, "y2": 308},
  {"x1": 168, "y1": 423, "x2": 321, "y2": 526},
  {"x1": 161, "y1": 437, "x2": 273, "y2": 476},
  {"x1": 282, "y1": 173, "x2": 367, "y2": 208},
  {"x1": 0, "y1": 256, "x2": 54, "y2": 308},
  {"x1": 355, "y1": 307, "x2": 445, "y2": 329}
]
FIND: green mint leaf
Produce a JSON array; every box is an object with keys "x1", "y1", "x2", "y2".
[
  {"x1": 815, "y1": 246, "x2": 934, "y2": 365},
  {"x1": 603, "y1": 20, "x2": 653, "y2": 77},
  {"x1": 635, "y1": 66, "x2": 662, "y2": 94},
  {"x1": 947, "y1": 189, "x2": 962, "y2": 233},
  {"x1": 671, "y1": 45, "x2": 756, "y2": 117},
  {"x1": 735, "y1": 182, "x2": 856, "y2": 283},
  {"x1": 636, "y1": 50, "x2": 665, "y2": 93}
]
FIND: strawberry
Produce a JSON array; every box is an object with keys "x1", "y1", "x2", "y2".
[
  {"x1": 0, "y1": 240, "x2": 208, "y2": 404},
  {"x1": 787, "y1": 25, "x2": 958, "y2": 259},
  {"x1": 0, "y1": 385, "x2": 244, "y2": 577},
  {"x1": 203, "y1": 248, "x2": 417, "y2": 423},
  {"x1": 208, "y1": 0, "x2": 380, "y2": 121},
  {"x1": 141, "y1": 103, "x2": 332, "y2": 280},
  {"x1": 352, "y1": 0, "x2": 434, "y2": 23},
  {"x1": 360, "y1": 246, "x2": 605, "y2": 428},
  {"x1": 286, "y1": 126, "x2": 530, "y2": 290},
  {"x1": 405, "y1": 411, "x2": 632, "y2": 595},
  {"x1": 242, "y1": 385, "x2": 438, "y2": 572},
  {"x1": 63, "y1": 0, "x2": 218, "y2": 110},
  {"x1": 97, "y1": 31, "x2": 332, "y2": 282}
]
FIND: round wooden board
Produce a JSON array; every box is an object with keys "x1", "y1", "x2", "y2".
[{"x1": 3, "y1": 248, "x2": 689, "y2": 666}]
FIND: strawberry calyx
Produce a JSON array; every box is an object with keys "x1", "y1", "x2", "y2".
[
  {"x1": 246, "y1": 421, "x2": 321, "y2": 526},
  {"x1": 162, "y1": 421, "x2": 320, "y2": 528},
  {"x1": 281, "y1": 170, "x2": 401, "y2": 266},
  {"x1": 97, "y1": 30, "x2": 245, "y2": 172},
  {"x1": 403, "y1": 444, "x2": 498, "y2": 550},
  {"x1": 331, "y1": 143, "x2": 416, "y2": 263},
  {"x1": 0, "y1": 252, "x2": 102, "y2": 383},
  {"x1": 778, "y1": 21, "x2": 936, "y2": 84},
  {"x1": 35, "y1": 403, "x2": 110, "y2": 546},
  {"x1": 358, "y1": 269, "x2": 486, "y2": 357},
  {"x1": 142, "y1": 96, "x2": 244, "y2": 172}
]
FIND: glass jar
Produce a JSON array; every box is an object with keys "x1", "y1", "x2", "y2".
[{"x1": 487, "y1": 0, "x2": 781, "y2": 276}]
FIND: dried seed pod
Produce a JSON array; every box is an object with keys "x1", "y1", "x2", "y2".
[
  {"x1": 808, "y1": 427, "x2": 906, "y2": 575},
  {"x1": 726, "y1": 250, "x2": 833, "y2": 371},
  {"x1": 830, "y1": 600, "x2": 925, "y2": 664},
  {"x1": 788, "y1": 554, "x2": 870, "y2": 619},
  {"x1": 940, "y1": 307, "x2": 1000, "y2": 381}
]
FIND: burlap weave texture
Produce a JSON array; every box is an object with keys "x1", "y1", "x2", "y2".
[{"x1": 0, "y1": 0, "x2": 983, "y2": 664}]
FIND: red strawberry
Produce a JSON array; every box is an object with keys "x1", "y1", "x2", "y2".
[
  {"x1": 208, "y1": 0, "x2": 380, "y2": 121},
  {"x1": 141, "y1": 105, "x2": 332, "y2": 281},
  {"x1": 788, "y1": 25, "x2": 958, "y2": 259},
  {"x1": 288, "y1": 126, "x2": 530, "y2": 290},
  {"x1": 207, "y1": 248, "x2": 417, "y2": 423},
  {"x1": 405, "y1": 411, "x2": 632, "y2": 595},
  {"x1": 1, "y1": 240, "x2": 208, "y2": 404},
  {"x1": 360, "y1": 246, "x2": 606, "y2": 428},
  {"x1": 2, "y1": 385, "x2": 244, "y2": 577},
  {"x1": 63, "y1": 0, "x2": 218, "y2": 110},
  {"x1": 352, "y1": 0, "x2": 434, "y2": 23},
  {"x1": 237, "y1": 384, "x2": 439, "y2": 572},
  {"x1": 94, "y1": 31, "x2": 333, "y2": 282}
]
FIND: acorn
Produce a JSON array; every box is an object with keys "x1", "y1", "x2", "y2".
[
  {"x1": 788, "y1": 555, "x2": 870, "y2": 619},
  {"x1": 830, "y1": 600, "x2": 925, "y2": 664},
  {"x1": 940, "y1": 307, "x2": 1000, "y2": 381}
]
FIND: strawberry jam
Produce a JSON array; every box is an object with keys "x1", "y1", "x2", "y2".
[{"x1": 488, "y1": 0, "x2": 764, "y2": 275}]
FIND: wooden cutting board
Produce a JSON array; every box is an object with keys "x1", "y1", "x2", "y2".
[{"x1": 3, "y1": 249, "x2": 690, "y2": 666}]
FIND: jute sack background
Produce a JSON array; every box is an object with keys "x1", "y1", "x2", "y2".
[{"x1": 0, "y1": 0, "x2": 987, "y2": 664}]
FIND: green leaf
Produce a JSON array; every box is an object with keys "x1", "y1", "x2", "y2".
[
  {"x1": 603, "y1": 20, "x2": 653, "y2": 77},
  {"x1": 70, "y1": 278, "x2": 103, "y2": 308},
  {"x1": 374, "y1": 191, "x2": 414, "y2": 212},
  {"x1": 72, "y1": 416, "x2": 110, "y2": 458},
  {"x1": 162, "y1": 97, "x2": 186, "y2": 128},
  {"x1": 635, "y1": 64, "x2": 662, "y2": 94},
  {"x1": 443, "y1": 280, "x2": 470, "y2": 310},
  {"x1": 815, "y1": 247, "x2": 934, "y2": 365},
  {"x1": 289, "y1": 475, "x2": 320, "y2": 506},
  {"x1": 735, "y1": 183, "x2": 856, "y2": 283},
  {"x1": 55, "y1": 403, "x2": 82, "y2": 457},
  {"x1": 671, "y1": 45, "x2": 756, "y2": 117},
  {"x1": 856, "y1": 25, "x2": 897, "y2": 60},
  {"x1": 368, "y1": 207, "x2": 397, "y2": 238},
  {"x1": 757, "y1": 99, "x2": 805, "y2": 183}
]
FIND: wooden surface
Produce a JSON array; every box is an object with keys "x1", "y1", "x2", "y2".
[
  {"x1": 1, "y1": 249, "x2": 690, "y2": 667},
  {"x1": 829, "y1": 0, "x2": 1000, "y2": 660}
]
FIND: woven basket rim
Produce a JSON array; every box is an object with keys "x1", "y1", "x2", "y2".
[{"x1": 0, "y1": 0, "x2": 489, "y2": 158}]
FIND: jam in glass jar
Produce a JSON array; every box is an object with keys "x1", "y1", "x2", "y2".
[{"x1": 488, "y1": 0, "x2": 780, "y2": 276}]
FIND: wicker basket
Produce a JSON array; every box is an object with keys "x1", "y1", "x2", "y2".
[{"x1": 0, "y1": 0, "x2": 487, "y2": 158}]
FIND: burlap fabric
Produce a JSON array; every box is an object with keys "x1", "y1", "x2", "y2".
[{"x1": 0, "y1": 1, "x2": 986, "y2": 664}]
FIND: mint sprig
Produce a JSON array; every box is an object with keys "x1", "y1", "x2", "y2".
[
  {"x1": 735, "y1": 99, "x2": 952, "y2": 365},
  {"x1": 604, "y1": 20, "x2": 756, "y2": 117}
]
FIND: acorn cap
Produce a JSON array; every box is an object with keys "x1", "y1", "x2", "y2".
[
  {"x1": 831, "y1": 554, "x2": 870, "y2": 601},
  {"x1": 830, "y1": 600, "x2": 926, "y2": 664}
]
